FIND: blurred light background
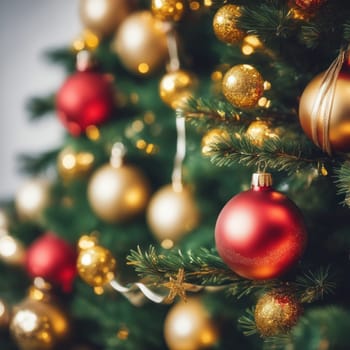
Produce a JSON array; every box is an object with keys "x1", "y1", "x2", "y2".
[{"x1": 0, "y1": 1, "x2": 80, "y2": 198}]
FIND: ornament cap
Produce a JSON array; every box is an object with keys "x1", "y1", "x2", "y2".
[{"x1": 251, "y1": 172, "x2": 272, "y2": 189}]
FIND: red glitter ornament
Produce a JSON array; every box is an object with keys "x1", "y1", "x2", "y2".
[
  {"x1": 215, "y1": 173, "x2": 307, "y2": 280},
  {"x1": 56, "y1": 70, "x2": 115, "y2": 136},
  {"x1": 295, "y1": 0, "x2": 326, "y2": 10},
  {"x1": 25, "y1": 232, "x2": 77, "y2": 292}
]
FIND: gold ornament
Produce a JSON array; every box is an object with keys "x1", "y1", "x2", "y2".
[
  {"x1": 146, "y1": 184, "x2": 200, "y2": 246},
  {"x1": 164, "y1": 297, "x2": 219, "y2": 350},
  {"x1": 113, "y1": 11, "x2": 168, "y2": 75},
  {"x1": 222, "y1": 64, "x2": 264, "y2": 109},
  {"x1": 254, "y1": 291, "x2": 302, "y2": 337},
  {"x1": 152, "y1": 0, "x2": 185, "y2": 22},
  {"x1": 0, "y1": 299, "x2": 10, "y2": 328},
  {"x1": 87, "y1": 163, "x2": 150, "y2": 223},
  {"x1": 201, "y1": 128, "x2": 230, "y2": 156},
  {"x1": 0, "y1": 234, "x2": 26, "y2": 266},
  {"x1": 79, "y1": 0, "x2": 135, "y2": 37},
  {"x1": 299, "y1": 69, "x2": 350, "y2": 153},
  {"x1": 159, "y1": 70, "x2": 198, "y2": 109},
  {"x1": 15, "y1": 180, "x2": 51, "y2": 222},
  {"x1": 77, "y1": 235, "x2": 116, "y2": 288},
  {"x1": 57, "y1": 147, "x2": 95, "y2": 181},
  {"x1": 213, "y1": 4, "x2": 245, "y2": 45},
  {"x1": 10, "y1": 283, "x2": 70, "y2": 350},
  {"x1": 246, "y1": 120, "x2": 279, "y2": 146}
]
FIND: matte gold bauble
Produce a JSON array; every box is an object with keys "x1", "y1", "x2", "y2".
[
  {"x1": 213, "y1": 4, "x2": 245, "y2": 45},
  {"x1": 113, "y1": 11, "x2": 169, "y2": 75},
  {"x1": 147, "y1": 184, "x2": 200, "y2": 246},
  {"x1": 10, "y1": 289, "x2": 70, "y2": 350},
  {"x1": 159, "y1": 70, "x2": 197, "y2": 109},
  {"x1": 152, "y1": 0, "x2": 185, "y2": 22},
  {"x1": 164, "y1": 298, "x2": 218, "y2": 350},
  {"x1": 299, "y1": 70, "x2": 350, "y2": 153},
  {"x1": 0, "y1": 299, "x2": 10, "y2": 328},
  {"x1": 77, "y1": 245, "x2": 116, "y2": 287},
  {"x1": 87, "y1": 164, "x2": 151, "y2": 223},
  {"x1": 222, "y1": 64, "x2": 264, "y2": 109},
  {"x1": 0, "y1": 234, "x2": 26, "y2": 266},
  {"x1": 201, "y1": 128, "x2": 230, "y2": 156},
  {"x1": 15, "y1": 180, "x2": 51, "y2": 222},
  {"x1": 254, "y1": 291, "x2": 302, "y2": 337},
  {"x1": 57, "y1": 147, "x2": 95, "y2": 181},
  {"x1": 79, "y1": 0, "x2": 135, "y2": 37}
]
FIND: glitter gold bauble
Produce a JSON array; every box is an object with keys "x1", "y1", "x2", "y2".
[
  {"x1": 299, "y1": 67, "x2": 350, "y2": 153},
  {"x1": 164, "y1": 298, "x2": 219, "y2": 350},
  {"x1": 246, "y1": 120, "x2": 278, "y2": 146},
  {"x1": 15, "y1": 180, "x2": 51, "y2": 222},
  {"x1": 113, "y1": 11, "x2": 168, "y2": 75},
  {"x1": 57, "y1": 147, "x2": 95, "y2": 181},
  {"x1": 0, "y1": 299, "x2": 10, "y2": 328},
  {"x1": 222, "y1": 64, "x2": 264, "y2": 109},
  {"x1": 77, "y1": 244, "x2": 116, "y2": 287},
  {"x1": 152, "y1": 0, "x2": 185, "y2": 22},
  {"x1": 254, "y1": 291, "x2": 303, "y2": 337},
  {"x1": 213, "y1": 4, "x2": 245, "y2": 45},
  {"x1": 147, "y1": 184, "x2": 200, "y2": 246},
  {"x1": 87, "y1": 163, "x2": 151, "y2": 223},
  {"x1": 159, "y1": 70, "x2": 197, "y2": 109},
  {"x1": 79, "y1": 0, "x2": 135, "y2": 37},
  {"x1": 10, "y1": 288, "x2": 70, "y2": 350},
  {"x1": 201, "y1": 128, "x2": 230, "y2": 156}
]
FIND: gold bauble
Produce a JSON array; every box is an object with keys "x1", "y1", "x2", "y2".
[
  {"x1": 254, "y1": 291, "x2": 302, "y2": 337},
  {"x1": 77, "y1": 245, "x2": 116, "y2": 287},
  {"x1": 164, "y1": 298, "x2": 219, "y2": 350},
  {"x1": 222, "y1": 64, "x2": 264, "y2": 109},
  {"x1": 213, "y1": 4, "x2": 245, "y2": 45},
  {"x1": 57, "y1": 147, "x2": 95, "y2": 181},
  {"x1": 159, "y1": 70, "x2": 198, "y2": 109},
  {"x1": 201, "y1": 128, "x2": 230, "y2": 156},
  {"x1": 152, "y1": 0, "x2": 185, "y2": 22},
  {"x1": 299, "y1": 70, "x2": 350, "y2": 153},
  {"x1": 87, "y1": 163, "x2": 150, "y2": 223},
  {"x1": 0, "y1": 234, "x2": 26, "y2": 266},
  {"x1": 10, "y1": 290, "x2": 70, "y2": 350},
  {"x1": 146, "y1": 184, "x2": 200, "y2": 246},
  {"x1": 15, "y1": 180, "x2": 51, "y2": 222},
  {"x1": 246, "y1": 120, "x2": 279, "y2": 146},
  {"x1": 79, "y1": 0, "x2": 135, "y2": 37},
  {"x1": 0, "y1": 299, "x2": 10, "y2": 328},
  {"x1": 113, "y1": 11, "x2": 169, "y2": 75}
]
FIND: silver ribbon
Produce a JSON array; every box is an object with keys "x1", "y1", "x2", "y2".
[{"x1": 172, "y1": 114, "x2": 186, "y2": 192}]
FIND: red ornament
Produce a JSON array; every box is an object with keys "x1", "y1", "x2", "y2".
[
  {"x1": 56, "y1": 70, "x2": 115, "y2": 136},
  {"x1": 215, "y1": 173, "x2": 307, "y2": 280},
  {"x1": 25, "y1": 232, "x2": 77, "y2": 292},
  {"x1": 294, "y1": 0, "x2": 326, "y2": 10}
]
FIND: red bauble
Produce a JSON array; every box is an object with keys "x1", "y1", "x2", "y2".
[
  {"x1": 215, "y1": 173, "x2": 307, "y2": 280},
  {"x1": 56, "y1": 71, "x2": 115, "y2": 136},
  {"x1": 25, "y1": 232, "x2": 77, "y2": 292}
]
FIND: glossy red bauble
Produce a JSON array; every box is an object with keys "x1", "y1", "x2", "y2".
[
  {"x1": 56, "y1": 71, "x2": 115, "y2": 136},
  {"x1": 25, "y1": 232, "x2": 77, "y2": 292},
  {"x1": 215, "y1": 174, "x2": 307, "y2": 280}
]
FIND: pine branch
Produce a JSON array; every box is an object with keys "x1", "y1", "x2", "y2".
[
  {"x1": 208, "y1": 133, "x2": 330, "y2": 175},
  {"x1": 27, "y1": 95, "x2": 55, "y2": 120},
  {"x1": 334, "y1": 161, "x2": 350, "y2": 205},
  {"x1": 238, "y1": 308, "x2": 258, "y2": 336},
  {"x1": 294, "y1": 266, "x2": 336, "y2": 303},
  {"x1": 18, "y1": 149, "x2": 60, "y2": 175},
  {"x1": 45, "y1": 47, "x2": 76, "y2": 73}
]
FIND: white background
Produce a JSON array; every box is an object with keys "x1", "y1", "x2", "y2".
[{"x1": 0, "y1": 1, "x2": 80, "y2": 198}]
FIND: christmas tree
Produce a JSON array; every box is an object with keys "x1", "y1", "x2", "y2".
[{"x1": 1, "y1": 0, "x2": 350, "y2": 349}]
